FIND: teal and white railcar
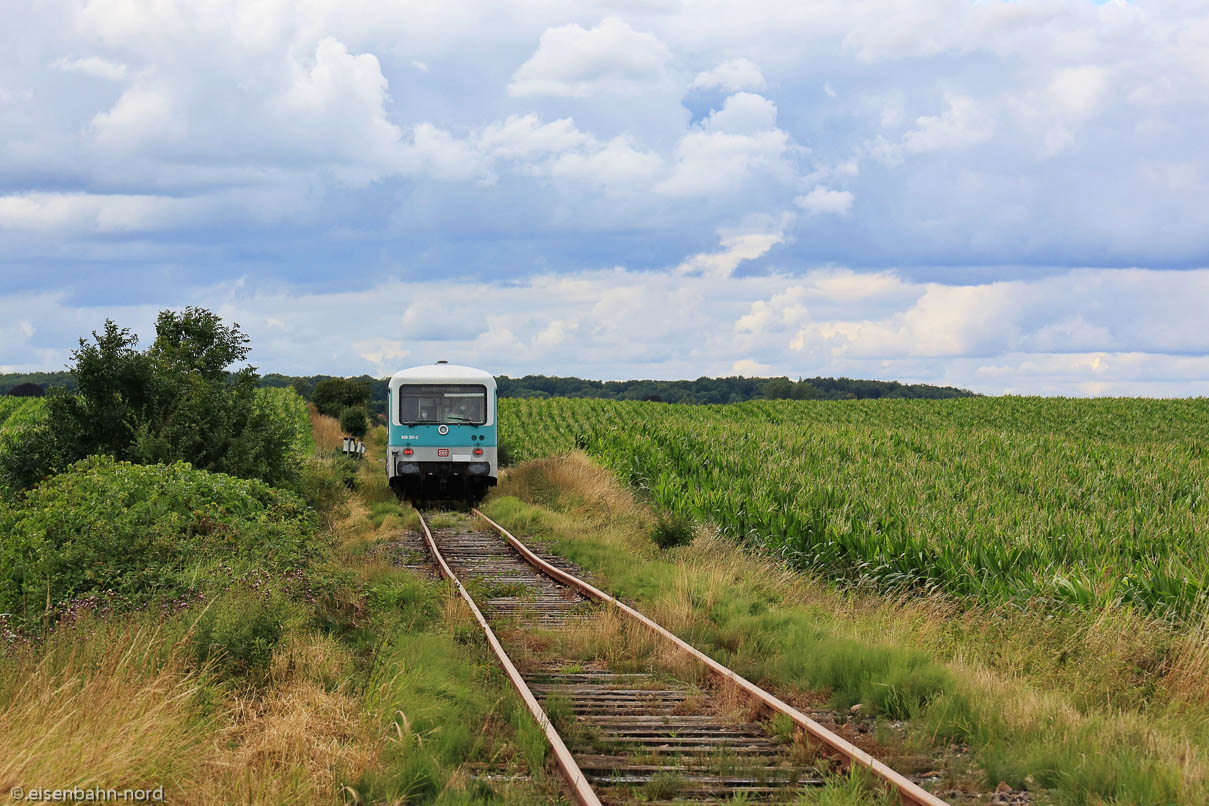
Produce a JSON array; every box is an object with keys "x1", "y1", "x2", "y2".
[{"x1": 386, "y1": 362, "x2": 498, "y2": 503}]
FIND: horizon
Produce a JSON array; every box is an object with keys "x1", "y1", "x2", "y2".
[{"x1": 12, "y1": 363, "x2": 1209, "y2": 400}]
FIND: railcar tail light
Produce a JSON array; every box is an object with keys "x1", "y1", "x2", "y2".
[
  {"x1": 473, "y1": 447, "x2": 483, "y2": 456},
  {"x1": 403, "y1": 447, "x2": 413, "y2": 456}
]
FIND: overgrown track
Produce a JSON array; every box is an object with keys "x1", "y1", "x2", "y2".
[{"x1": 415, "y1": 509, "x2": 949, "y2": 806}]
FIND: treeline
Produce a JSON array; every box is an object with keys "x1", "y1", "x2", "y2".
[
  {"x1": 0, "y1": 372, "x2": 73, "y2": 394},
  {"x1": 495, "y1": 375, "x2": 975, "y2": 404},
  {"x1": 3, "y1": 369, "x2": 975, "y2": 414}
]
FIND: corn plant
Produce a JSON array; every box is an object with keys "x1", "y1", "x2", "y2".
[{"x1": 500, "y1": 396, "x2": 1209, "y2": 622}]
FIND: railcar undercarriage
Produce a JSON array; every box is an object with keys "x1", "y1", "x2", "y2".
[{"x1": 390, "y1": 464, "x2": 496, "y2": 505}]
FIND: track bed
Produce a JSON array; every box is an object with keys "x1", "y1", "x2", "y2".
[{"x1": 427, "y1": 518, "x2": 836, "y2": 803}]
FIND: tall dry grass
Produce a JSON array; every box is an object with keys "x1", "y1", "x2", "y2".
[
  {"x1": 0, "y1": 617, "x2": 382, "y2": 805},
  {"x1": 309, "y1": 404, "x2": 344, "y2": 453},
  {"x1": 185, "y1": 633, "x2": 380, "y2": 806},
  {"x1": 0, "y1": 621, "x2": 208, "y2": 794}
]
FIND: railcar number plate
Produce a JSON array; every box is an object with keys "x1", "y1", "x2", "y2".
[{"x1": 437, "y1": 448, "x2": 450, "y2": 457}]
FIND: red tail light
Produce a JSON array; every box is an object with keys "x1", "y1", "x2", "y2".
[
  {"x1": 403, "y1": 448, "x2": 413, "y2": 456},
  {"x1": 473, "y1": 447, "x2": 483, "y2": 456}
]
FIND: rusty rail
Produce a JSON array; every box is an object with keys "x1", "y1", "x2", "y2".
[
  {"x1": 414, "y1": 510, "x2": 602, "y2": 806},
  {"x1": 472, "y1": 508, "x2": 950, "y2": 806}
]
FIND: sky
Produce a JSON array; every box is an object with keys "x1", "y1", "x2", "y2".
[{"x1": 1, "y1": 0, "x2": 1207, "y2": 395}]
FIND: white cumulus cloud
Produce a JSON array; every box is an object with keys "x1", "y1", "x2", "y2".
[
  {"x1": 508, "y1": 18, "x2": 671, "y2": 98},
  {"x1": 658, "y1": 93, "x2": 794, "y2": 196},
  {"x1": 52, "y1": 56, "x2": 128, "y2": 80},
  {"x1": 795, "y1": 185, "x2": 853, "y2": 217},
  {"x1": 691, "y1": 58, "x2": 767, "y2": 93}
]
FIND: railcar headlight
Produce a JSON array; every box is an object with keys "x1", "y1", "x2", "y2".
[
  {"x1": 397, "y1": 462, "x2": 420, "y2": 475},
  {"x1": 467, "y1": 462, "x2": 490, "y2": 475}
]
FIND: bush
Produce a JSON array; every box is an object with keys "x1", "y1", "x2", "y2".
[
  {"x1": 0, "y1": 420, "x2": 64, "y2": 493},
  {"x1": 0, "y1": 456, "x2": 319, "y2": 634},
  {"x1": 0, "y1": 308, "x2": 301, "y2": 492},
  {"x1": 190, "y1": 590, "x2": 297, "y2": 682},
  {"x1": 339, "y1": 406, "x2": 368, "y2": 439},
  {"x1": 650, "y1": 510, "x2": 695, "y2": 549},
  {"x1": 294, "y1": 457, "x2": 349, "y2": 516},
  {"x1": 497, "y1": 440, "x2": 514, "y2": 468},
  {"x1": 6, "y1": 382, "x2": 44, "y2": 397}
]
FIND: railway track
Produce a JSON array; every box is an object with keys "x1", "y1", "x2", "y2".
[{"x1": 415, "y1": 508, "x2": 950, "y2": 806}]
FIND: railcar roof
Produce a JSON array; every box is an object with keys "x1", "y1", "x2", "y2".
[{"x1": 389, "y1": 363, "x2": 496, "y2": 387}]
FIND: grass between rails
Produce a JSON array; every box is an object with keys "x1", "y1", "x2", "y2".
[
  {"x1": 1, "y1": 410, "x2": 565, "y2": 804},
  {"x1": 503, "y1": 593, "x2": 898, "y2": 805},
  {"x1": 481, "y1": 452, "x2": 1209, "y2": 805}
]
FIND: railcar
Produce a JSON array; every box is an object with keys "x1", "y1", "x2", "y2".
[{"x1": 386, "y1": 362, "x2": 498, "y2": 503}]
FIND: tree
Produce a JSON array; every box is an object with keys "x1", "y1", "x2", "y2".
[
  {"x1": 0, "y1": 308, "x2": 298, "y2": 492},
  {"x1": 313, "y1": 378, "x2": 371, "y2": 418},
  {"x1": 6, "y1": 383, "x2": 44, "y2": 397},
  {"x1": 339, "y1": 406, "x2": 368, "y2": 439}
]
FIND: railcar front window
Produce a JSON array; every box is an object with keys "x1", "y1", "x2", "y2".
[{"x1": 399, "y1": 385, "x2": 487, "y2": 425}]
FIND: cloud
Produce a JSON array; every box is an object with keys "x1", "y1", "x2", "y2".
[
  {"x1": 658, "y1": 93, "x2": 794, "y2": 196},
  {"x1": 703, "y1": 91, "x2": 778, "y2": 134},
  {"x1": 788, "y1": 268, "x2": 1209, "y2": 360},
  {"x1": 1046, "y1": 66, "x2": 1109, "y2": 119},
  {"x1": 280, "y1": 37, "x2": 401, "y2": 163},
  {"x1": 675, "y1": 217, "x2": 787, "y2": 278},
  {"x1": 51, "y1": 56, "x2": 128, "y2": 80},
  {"x1": 6, "y1": 263, "x2": 1209, "y2": 397},
  {"x1": 691, "y1": 58, "x2": 767, "y2": 93},
  {"x1": 89, "y1": 85, "x2": 181, "y2": 148},
  {"x1": 731, "y1": 358, "x2": 774, "y2": 376},
  {"x1": 902, "y1": 95, "x2": 994, "y2": 153},
  {"x1": 0, "y1": 192, "x2": 203, "y2": 232},
  {"x1": 3, "y1": 0, "x2": 1209, "y2": 395},
  {"x1": 477, "y1": 115, "x2": 594, "y2": 160},
  {"x1": 795, "y1": 185, "x2": 853, "y2": 217},
  {"x1": 508, "y1": 18, "x2": 671, "y2": 98}
]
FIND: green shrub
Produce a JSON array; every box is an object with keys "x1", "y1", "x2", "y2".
[
  {"x1": 496, "y1": 440, "x2": 514, "y2": 468},
  {"x1": 294, "y1": 457, "x2": 349, "y2": 516},
  {"x1": 650, "y1": 510, "x2": 695, "y2": 549},
  {"x1": 0, "y1": 420, "x2": 63, "y2": 493},
  {"x1": 339, "y1": 406, "x2": 369, "y2": 439},
  {"x1": 0, "y1": 456, "x2": 319, "y2": 633},
  {"x1": 189, "y1": 590, "x2": 298, "y2": 681}
]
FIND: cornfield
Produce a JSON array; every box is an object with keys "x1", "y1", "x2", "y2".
[
  {"x1": 500, "y1": 397, "x2": 1209, "y2": 621},
  {"x1": 0, "y1": 398, "x2": 46, "y2": 437}
]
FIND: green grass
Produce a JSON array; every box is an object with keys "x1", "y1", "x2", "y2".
[
  {"x1": 484, "y1": 494, "x2": 959, "y2": 725},
  {"x1": 348, "y1": 563, "x2": 562, "y2": 803},
  {"x1": 500, "y1": 396, "x2": 1209, "y2": 621},
  {"x1": 792, "y1": 768, "x2": 895, "y2": 805}
]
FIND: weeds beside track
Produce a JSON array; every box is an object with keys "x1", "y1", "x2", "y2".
[{"x1": 415, "y1": 507, "x2": 949, "y2": 805}]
